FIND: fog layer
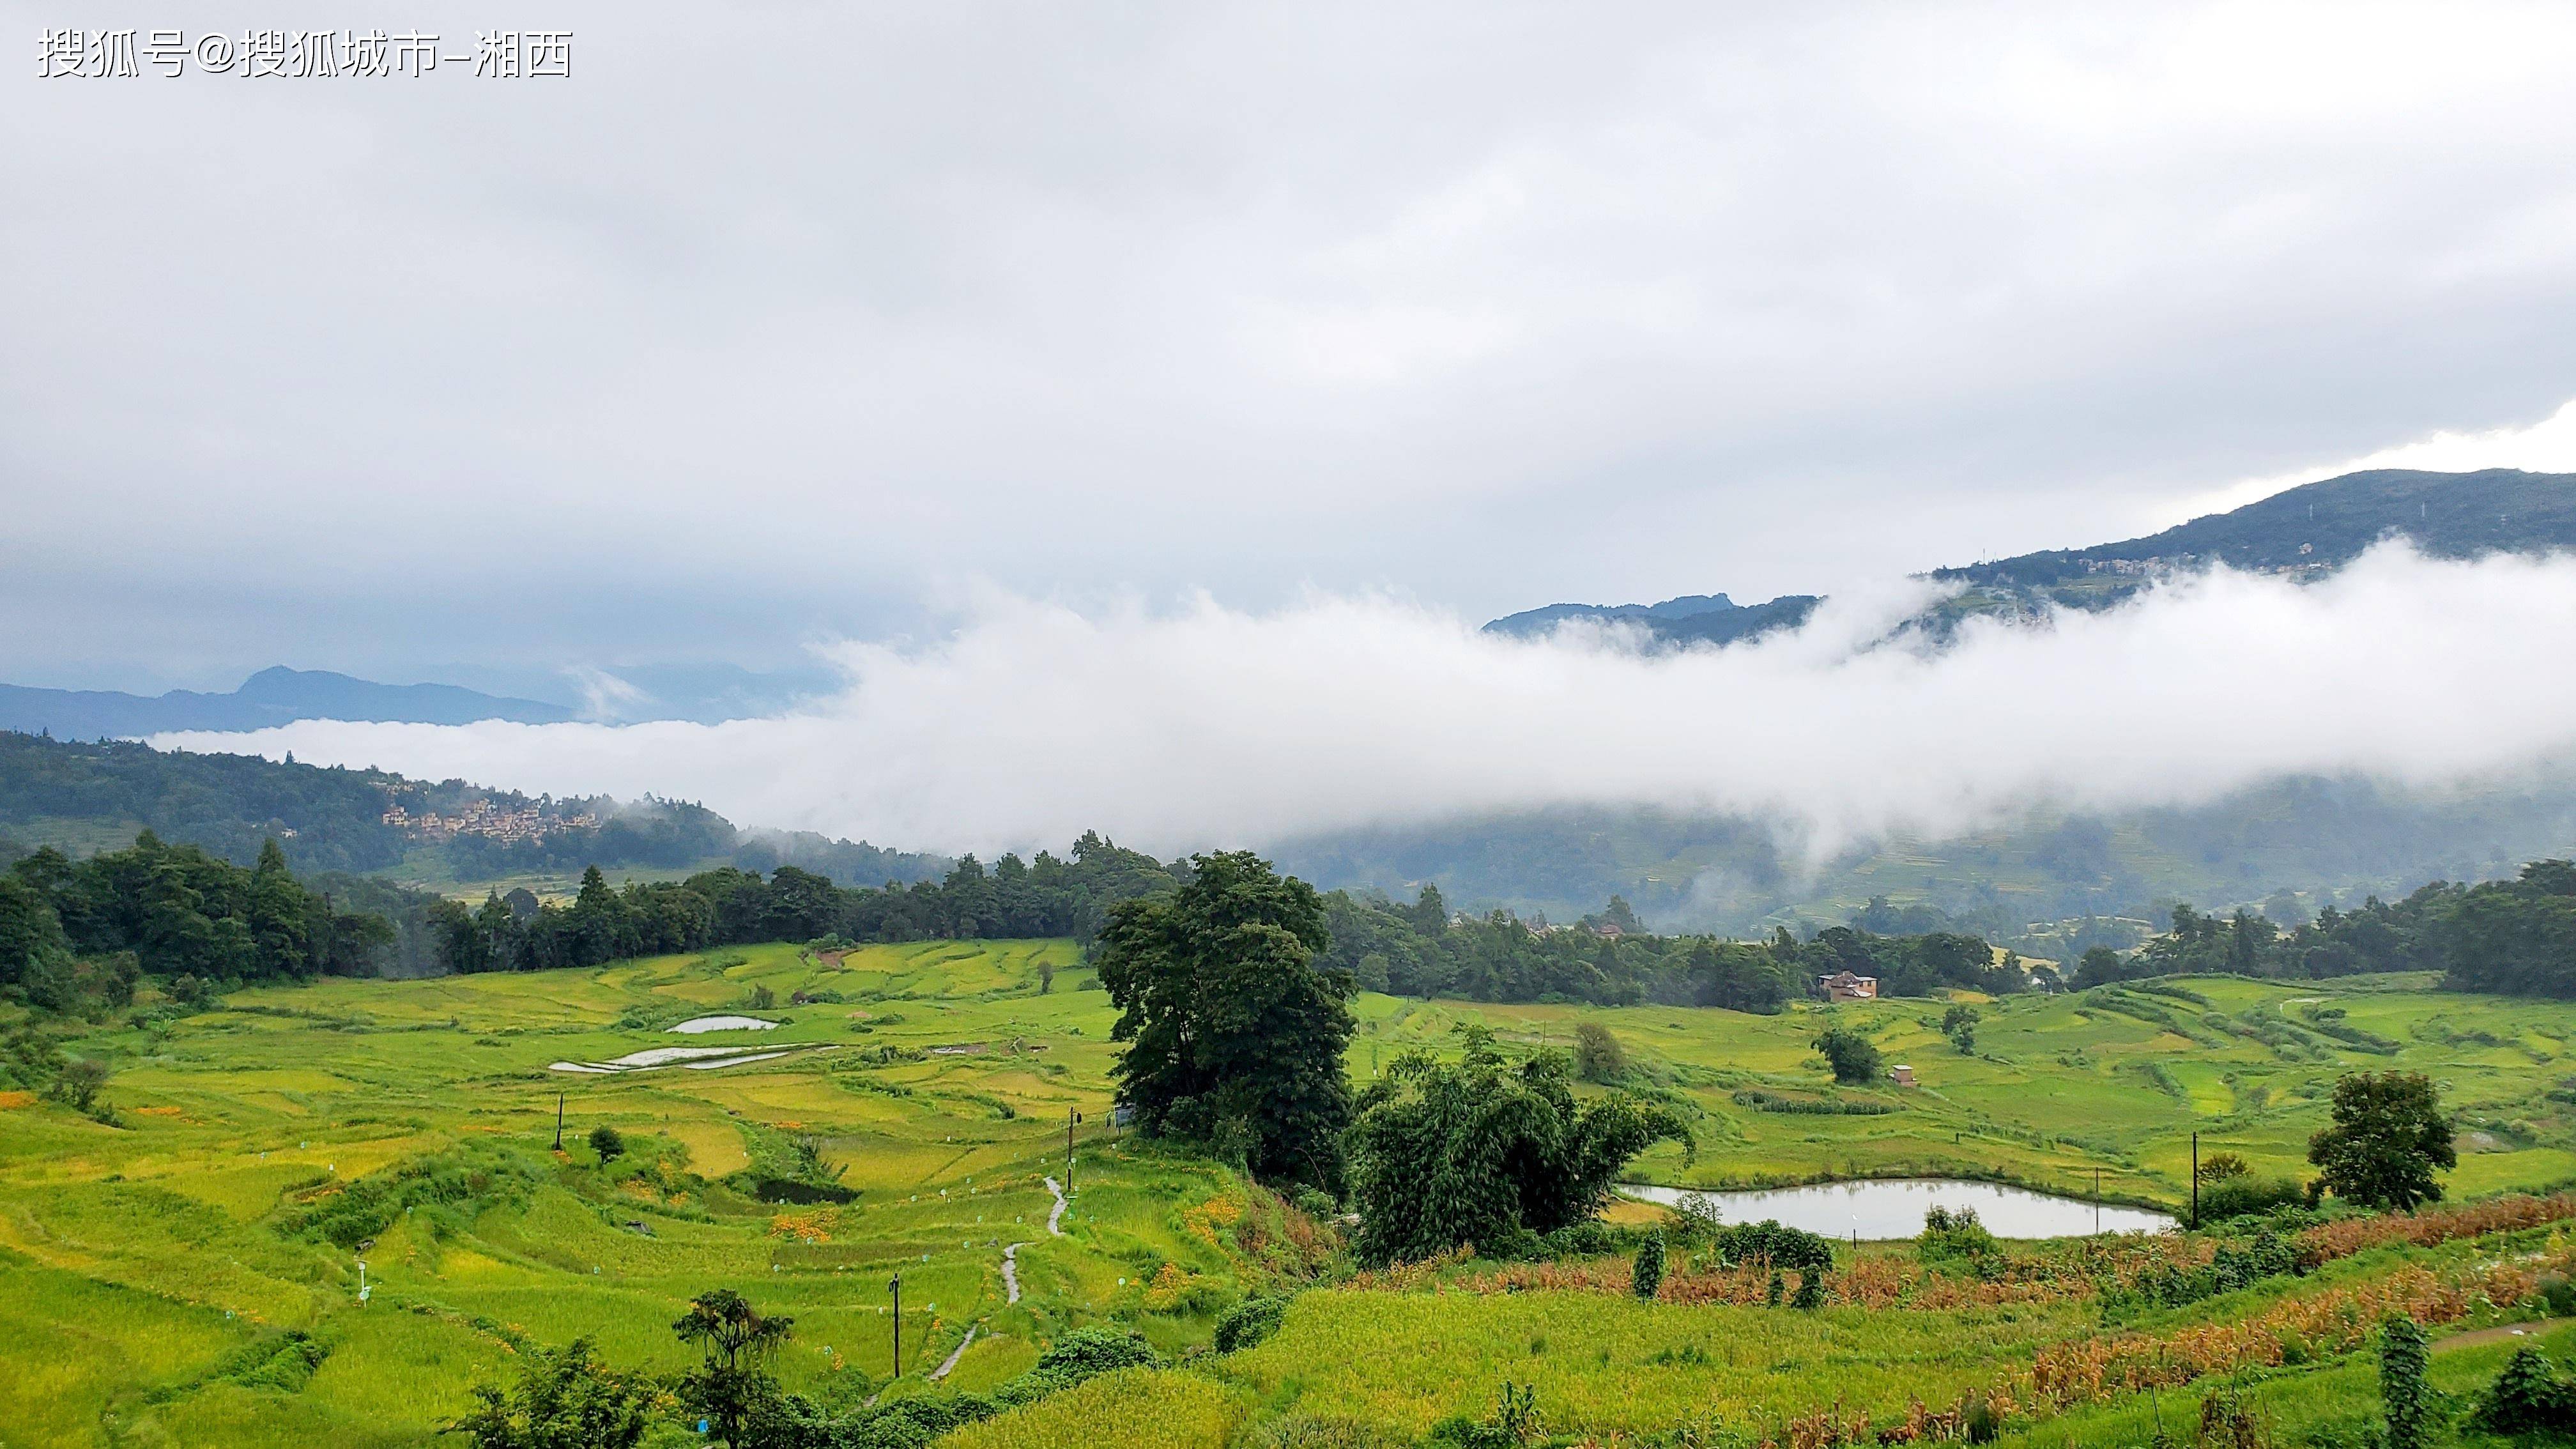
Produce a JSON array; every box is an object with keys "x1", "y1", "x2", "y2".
[{"x1": 156, "y1": 547, "x2": 2576, "y2": 857}]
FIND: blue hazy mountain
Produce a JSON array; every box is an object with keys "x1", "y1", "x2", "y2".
[
  {"x1": 1484, "y1": 592, "x2": 1822, "y2": 643},
  {"x1": 0, "y1": 666, "x2": 576, "y2": 739}
]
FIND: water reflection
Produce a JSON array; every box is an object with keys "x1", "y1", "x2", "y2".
[{"x1": 1618, "y1": 1177, "x2": 2174, "y2": 1240}]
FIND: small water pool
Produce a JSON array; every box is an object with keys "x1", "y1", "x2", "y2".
[
  {"x1": 1618, "y1": 1177, "x2": 2174, "y2": 1240},
  {"x1": 668, "y1": 1015, "x2": 779, "y2": 1034}
]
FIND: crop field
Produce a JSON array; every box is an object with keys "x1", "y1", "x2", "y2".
[{"x1": 8, "y1": 946, "x2": 2576, "y2": 1446}]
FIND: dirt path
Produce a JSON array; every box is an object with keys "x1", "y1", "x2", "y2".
[
  {"x1": 2435, "y1": 1319, "x2": 2575, "y2": 1354},
  {"x1": 1001, "y1": 1241, "x2": 1033, "y2": 1304},
  {"x1": 929, "y1": 1324, "x2": 979, "y2": 1382},
  {"x1": 1043, "y1": 1176, "x2": 1068, "y2": 1235}
]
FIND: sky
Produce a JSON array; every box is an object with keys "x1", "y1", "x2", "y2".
[{"x1": 12, "y1": 2, "x2": 2576, "y2": 697}]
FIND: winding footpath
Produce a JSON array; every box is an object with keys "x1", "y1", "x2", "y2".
[
  {"x1": 921, "y1": 1177, "x2": 1071, "y2": 1386},
  {"x1": 928, "y1": 1326, "x2": 979, "y2": 1381}
]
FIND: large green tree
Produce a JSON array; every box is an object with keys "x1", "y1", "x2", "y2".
[
  {"x1": 1094, "y1": 851, "x2": 1354, "y2": 1190},
  {"x1": 1347, "y1": 1025, "x2": 1690, "y2": 1266},
  {"x1": 2310, "y1": 1071, "x2": 2457, "y2": 1211}
]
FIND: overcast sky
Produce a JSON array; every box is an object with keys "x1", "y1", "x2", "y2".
[{"x1": 12, "y1": 1, "x2": 2576, "y2": 694}]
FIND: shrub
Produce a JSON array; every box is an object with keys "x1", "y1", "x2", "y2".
[
  {"x1": 1710, "y1": 1218, "x2": 1836, "y2": 1273},
  {"x1": 1790, "y1": 1268, "x2": 1825, "y2": 1310},
  {"x1": 1812, "y1": 1027, "x2": 1883, "y2": 1085},
  {"x1": 2196, "y1": 1175, "x2": 2307, "y2": 1224},
  {"x1": 1214, "y1": 1296, "x2": 1289, "y2": 1354},
  {"x1": 1427, "y1": 1382, "x2": 1542, "y2": 1449},
  {"x1": 49, "y1": 1055, "x2": 109, "y2": 1112},
  {"x1": 2542, "y1": 1274, "x2": 2576, "y2": 1319},
  {"x1": 1572, "y1": 1023, "x2": 1627, "y2": 1084},
  {"x1": 1919, "y1": 1206, "x2": 1998, "y2": 1271},
  {"x1": 2380, "y1": 1314, "x2": 2433, "y2": 1449},
  {"x1": 452, "y1": 1336, "x2": 655, "y2": 1449},
  {"x1": 1035, "y1": 1326, "x2": 1158, "y2": 1379},
  {"x1": 2468, "y1": 1346, "x2": 2576, "y2": 1438},
  {"x1": 588, "y1": 1124, "x2": 625, "y2": 1162},
  {"x1": 1631, "y1": 1230, "x2": 1666, "y2": 1300}
]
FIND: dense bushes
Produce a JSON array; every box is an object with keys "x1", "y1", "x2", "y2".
[
  {"x1": 1706, "y1": 1219, "x2": 1835, "y2": 1273},
  {"x1": 2195, "y1": 1174, "x2": 2310, "y2": 1223},
  {"x1": 1214, "y1": 1296, "x2": 1289, "y2": 1353},
  {"x1": 2469, "y1": 1346, "x2": 2576, "y2": 1437}
]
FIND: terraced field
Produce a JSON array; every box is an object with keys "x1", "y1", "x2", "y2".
[{"x1": 8, "y1": 946, "x2": 2576, "y2": 1446}]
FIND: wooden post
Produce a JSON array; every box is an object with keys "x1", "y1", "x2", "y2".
[
  {"x1": 2190, "y1": 1133, "x2": 2199, "y2": 1229},
  {"x1": 1066, "y1": 1108, "x2": 1081, "y2": 1196},
  {"x1": 890, "y1": 1273, "x2": 901, "y2": 1378},
  {"x1": 554, "y1": 1092, "x2": 564, "y2": 1151}
]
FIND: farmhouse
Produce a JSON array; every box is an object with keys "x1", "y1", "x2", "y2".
[{"x1": 1818, "y1": 970, "x2": 1878, "y2": 1002}]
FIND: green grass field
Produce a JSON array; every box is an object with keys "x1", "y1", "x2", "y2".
[{"x1": 9, "y1": 947, "x2": 2576, "y2": 1446}]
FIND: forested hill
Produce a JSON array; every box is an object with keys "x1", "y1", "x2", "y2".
[
  {"x1": 0, "y1": 665, "x2": 574, "y2": 737},
  {"x1": 1483, "y1": 468, "x2": 2576, "y2": 644},
  {"x1": 0, "y1": 731, "x2": 946, "y2": 885},
  {"x1": 1936, "y1": 467, "x2": 2576, "y2": 589}
]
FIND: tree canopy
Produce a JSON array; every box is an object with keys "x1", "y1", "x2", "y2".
[
  {"x1": 1347, "y1": 1025, "x2": 1690, "y2": 1266},
  {"x1": 2308, "y1": 1071, "x2": 2456, "y2": 1211},
  {"x1": 1094, "y1": 850, "x2": 1356, "y2": 1190},
  {"x1": 1812, "y1": 1026, "x2": 1885, "y2": 1085},
  {"x1": 3, "y1": 833, "x2": 396, "y2": 1009}
]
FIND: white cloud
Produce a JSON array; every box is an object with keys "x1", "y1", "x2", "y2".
[
  {"x1": 15, "y1": 3, "x2": 2576, "y2": 680},
  {"x1": 2176, "y1": 396, "x2": 2576, "y2": 524},
  {"x1": 156, "y1": 545, "x2": 2576, "y2": 858}
]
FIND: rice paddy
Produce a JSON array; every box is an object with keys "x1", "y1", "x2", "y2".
[{"x1": 8, "y1": 945, "x2": 2576, "y2": 1446}]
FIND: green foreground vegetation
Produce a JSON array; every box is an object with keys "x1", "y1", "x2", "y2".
[{"x1": 12, "y1": 939, "x2": 2576, "y2": 1446}]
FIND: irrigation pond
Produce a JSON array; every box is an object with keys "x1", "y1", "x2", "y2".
[{"x1": 1618, "y1": 1176, "x2": 2175, "y2": 1239}]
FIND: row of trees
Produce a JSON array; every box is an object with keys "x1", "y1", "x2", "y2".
[
  {"x1": 2, "y1": 834, "x2": 395, "y2": 1009},
  {"x1": 1316, "y1": 886, "x2": 2023, "y2": 1009},
  {"x1": 2076, "y1": 859, "x2": 2576, "y2": 997},
  {"x1": 429, "y1": 833, "x2": 1189, "y2": 975}
]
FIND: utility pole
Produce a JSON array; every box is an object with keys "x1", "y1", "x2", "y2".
[
  {"x1": 2094, "y1": 1167, "x2": 2102, "y2": 1235},
  {"x1": 2189, "y1": 1133, "x2": 2199, "y2": 1229},
  {"x1": 1066, "y1": 1108, "x2": 1082, "y2": 1196},
  {"x1": 889, "y1": 1273, "x2": 901, "y2": 1379},
  {"x1": 554, "y1": 1092, "x2": 565, "y2": 1151}
]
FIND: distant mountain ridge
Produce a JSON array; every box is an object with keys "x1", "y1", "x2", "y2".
[
  {"x1": 0, "y1": 666, "x2": 575, "y2": 739},
  {"x1": 1483, "y1": 592, "x2": 1823, "y2": 643},
  {"x1": 1485, "y1": 468, "x2": 2576, "y2": 645},
  {"x1": 0, "y1": 729, "x2": 949, "y2": 889}
]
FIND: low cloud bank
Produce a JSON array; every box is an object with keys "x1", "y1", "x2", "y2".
[{"x1": 157, "y1": 546, "x2": 2576, "y2": 859}]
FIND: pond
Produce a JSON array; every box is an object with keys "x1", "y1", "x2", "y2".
[{"x1": 1618, "y1": 1177, "x2": 2175, "y2": 1240}]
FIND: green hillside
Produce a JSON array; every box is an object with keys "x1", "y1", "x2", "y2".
[{"x1": 8, "y1": 945, "x2": 2576, "y2": 1446}]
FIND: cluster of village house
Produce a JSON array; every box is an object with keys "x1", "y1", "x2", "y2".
[{"x1": 379, "y1": 797, "x2": 596, "y2": 844}]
